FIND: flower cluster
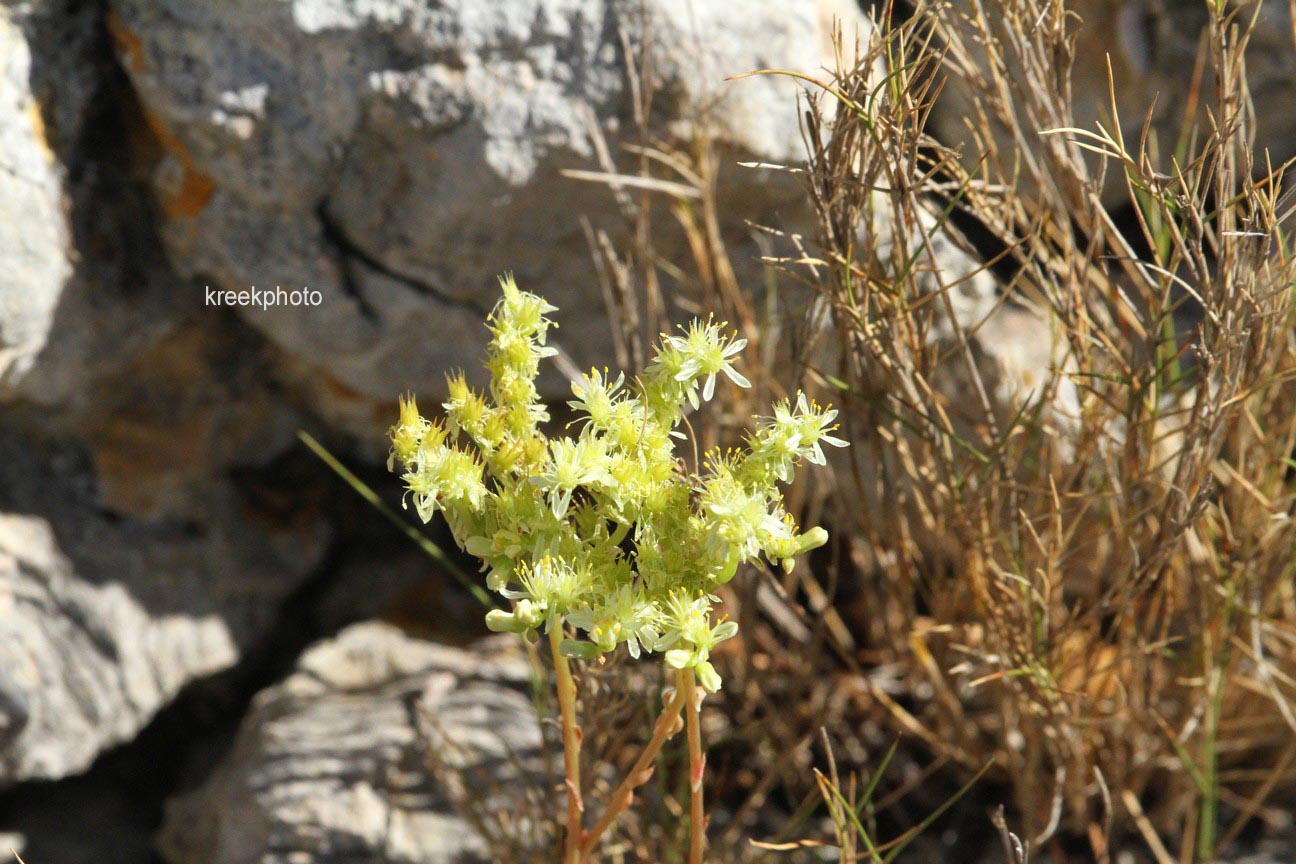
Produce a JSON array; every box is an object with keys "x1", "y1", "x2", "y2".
[{"x1": 388, "y1": 275, "x2": 845, "y2": 692}]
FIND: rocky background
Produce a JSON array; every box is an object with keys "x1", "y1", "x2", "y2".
[{"x1": 1, "y1": 1, "x2": 1293, "y2": 862}]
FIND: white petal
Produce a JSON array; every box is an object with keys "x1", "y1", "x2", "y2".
[
  {"x1": 723, "y1": 366, "x2": 752, "y2": 388},
  {"x1": 552, "y1": 488, "x2": 573, "y2": 518}
]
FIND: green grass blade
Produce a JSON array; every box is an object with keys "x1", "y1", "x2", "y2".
[
  {"x1": 881, "y1": 760, "x2": 993, "y2": 864},
  {"x1": 297, "y1": 430, "x2": 494, "y2": 609}
]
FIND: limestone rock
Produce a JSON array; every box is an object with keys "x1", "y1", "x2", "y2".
[
  {"x1": 0, "y1": 513, "x2": 228, "y2": 778},
  {"x1": 0, "y1": 11, "x2": 72, "y2": 394},
  {"x1": 0, "y1": 428, "x2": 329, "y2": 783},
  {"x1": 106, "y1": 0, "x2": 871, "y2": 437},
  {"x1": 0, "y1": 2, "x2": 339, "y2": 788},
  {"x1": 158, "y1": 622, "x2": 545, "y2": 864}
]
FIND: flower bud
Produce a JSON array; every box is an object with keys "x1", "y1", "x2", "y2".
[
  {"x1": 796, "y1": 526, "x2": 829, "y2": 554},
  {"x1": 695, "y1": 660, "x2": 722, "y2": 693},
  {"x1": 485, "y1": 609, "x2": 520, "y2": 633}
]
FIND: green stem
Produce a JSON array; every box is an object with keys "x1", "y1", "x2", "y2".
[{"x1": 550, "y1": 624, "x2": 583, "y2": 864}]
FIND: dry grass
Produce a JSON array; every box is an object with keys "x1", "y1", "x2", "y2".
[
  {"x1": 782, "y1": 0, "x2": 1296, "y2": 860},
  {"x1": 415, "y1": 1, "x2": 1296, "y2": 861}
]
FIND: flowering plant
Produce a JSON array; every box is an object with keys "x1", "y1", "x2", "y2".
[{"x1": 389, "y1": 275, "x2": 845, "y2": 863}]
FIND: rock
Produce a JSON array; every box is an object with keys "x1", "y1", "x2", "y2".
[
  {"x1": 0, "y1": 512, "x2": 235, "y2": 778},
  {"x1": 0, "y1": 427, "x2": 329, "y2": 783},
  {"x1": 0, "y1": 8, "x2": 337, "y2": 781},
  {"x1": 0, "y1": 0, "x2": 172, "y2": 414},
  {"x1": 78, "y1": 317, "x2": 305, "y2": 522},
  {"x1": 158, "y1": 622, "x2": 545, "y2": 864},
  {"x1": 106, "y1": 0, "x2": 871, "y2": 439},
  {"x1": 0, "y1": 10, "x2": 73, "y2": 394},
  {"x1": 0, "y1": 2, "x2": 342, "y2": 788}
]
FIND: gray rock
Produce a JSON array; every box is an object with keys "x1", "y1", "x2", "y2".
[
  {"x1": 0, "y1": 10, "x2": 72, "y2": 395},
  {"x1": 0, "y1": 513, "x2": 232, "y2": 779},
  {"x1": 0, "y1": 429, "x2": 329, "y2": 783},
  {"x1": 0, "y1": 0, "x2": 141, "y2": 414},
  {"x1": 158, "y1": 622, "x2": 545, "y2": 864},
  {"x1": 0, "y1": 4, "x2": 340, "y2": 788},
  {"x1": 107, "y1": 0, "x2": 869, "y2": 439}
]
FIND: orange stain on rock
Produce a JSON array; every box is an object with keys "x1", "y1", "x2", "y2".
[
  {"x1": 107, "y1": 9, "x2": 215, "y2": 219},
  {"x1": 26, "y1": 101, "x2": 54, "y2": 164},
  {"x1": 105, "y1": 9, "x2": 145, "y2": 72},
  {"x1": 163, "y1": 167, "x2": 216, "y2": 219},
  {"x1": 139, "y1": 95, "x2": 216, "y2": 220}
]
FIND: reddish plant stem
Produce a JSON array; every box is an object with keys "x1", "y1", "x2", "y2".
[
  {"x1": 681, "y1": 668, "x2": 706, "y2": 864},
  {"x1": 578, "y1": 684, "x2": 688, "y2": 861}
]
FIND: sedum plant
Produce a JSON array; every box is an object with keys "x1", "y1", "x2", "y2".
[{"x1": 388, "y1": 275, "x2": 844, "y2": 863}]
